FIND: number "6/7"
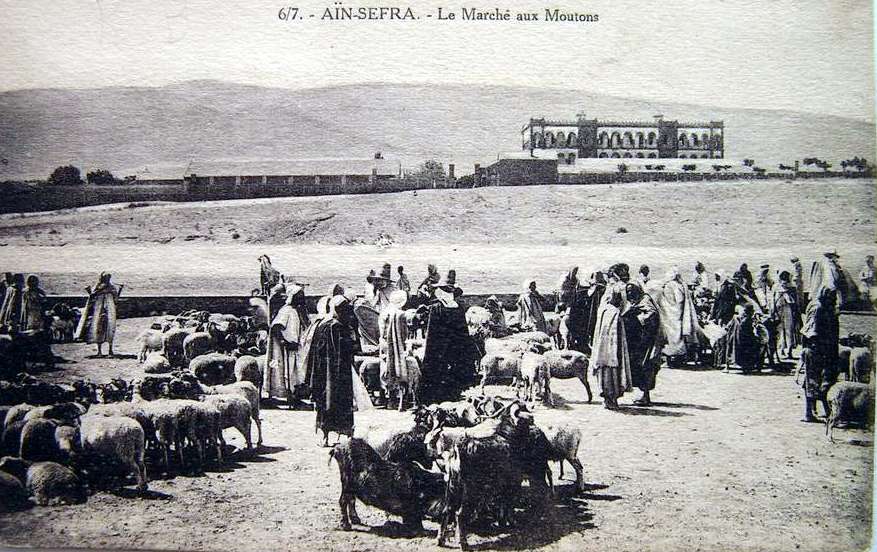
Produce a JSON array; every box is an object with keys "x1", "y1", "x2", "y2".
[{"x1": 278, "y1": 7, "x2": 299, "y2": 20}]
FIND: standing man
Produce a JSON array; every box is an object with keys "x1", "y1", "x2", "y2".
[
  {"x1": 517, "y1": 279, "x2": 547, "y2": 332},
  {"x1": 365, "y1": 263, "x2": 397, "y2": 314},
  {"x1": 799, "y1": 286, "x2": 839, "y2": 422},
  {"x1": 790, "y1": 257, "x2": 805, "y2": 310},
  {"x1": 267, "y1": 283, "x2": 310, "y2": 406},
  {"x1": 20, "y1": 275, "x2": 47, "y2": 332},
  {"x1": 0, "y1": 273, "x2": 23, "y2": 331},
  {"x1": 590, "y1": 288, "x2": 631, "y2": 410},
  {"x1": 75, "y1": 272, "x2": 122, "y2": 357},
  {"x1": 623, "y1": 283, "x2": 663, "y2": 406},
  {"x1": 396, "y1": 265, "x2": 411, "y2": 294},
  {"x1": 858, "y1": 255, "x2": 875, "y2": 307}
]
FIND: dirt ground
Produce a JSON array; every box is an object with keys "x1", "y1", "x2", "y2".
[
  {"x1": 0, "y1": 178, "x2": 873, "y2": 295},
  {"x1": 0, "y1": 317, "x2": 873, "y2": 552}
]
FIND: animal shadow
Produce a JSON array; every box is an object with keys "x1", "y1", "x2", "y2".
[
  {"x1": 615, "y1": 406, "x2": 689, "y2": 417},
  {"x1": 470, "y1": 484, "x2": 599, "y2": 550},
  {"x1": 110, "y1": 487, "x2": 174, "y2": 501},
  {"x1": 649, "y1": 401, "x2": 719, "y2": 412}
]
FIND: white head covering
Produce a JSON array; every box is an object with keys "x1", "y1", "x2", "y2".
[{"x1": 329, "y1": 295, "x2": 350, "y2": 319}]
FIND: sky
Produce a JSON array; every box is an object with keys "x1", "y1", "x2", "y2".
[{"x1": 0, "y1": 0, "x2": 874, "y2": 121}]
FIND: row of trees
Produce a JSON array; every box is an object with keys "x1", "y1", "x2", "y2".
[{"x1": 47, "y1": 165, "x2": 121, "y2": 186}]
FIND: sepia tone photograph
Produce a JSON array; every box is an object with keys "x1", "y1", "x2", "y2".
[{"x1": 0, "y1": 1, "x2": 874, "y2": 551}]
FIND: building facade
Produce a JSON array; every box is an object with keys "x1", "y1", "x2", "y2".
[{"x1": 522, "y1": 114, "x2": 724, "y2": 163}]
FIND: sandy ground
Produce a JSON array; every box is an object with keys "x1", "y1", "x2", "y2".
[
  {"x1": 0, "y1": 317, "x2": 873, "y2": 552},
  {"x1": 0, "y1": 178, "x2": 873, "y2": 295}
]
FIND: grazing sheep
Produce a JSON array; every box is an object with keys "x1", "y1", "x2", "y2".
[
  {"x1": 143, "y1": 352, "x2": 172, "y2": 374},
  {"x1": 190, "y1": 353, "x2": 237, "y2": 386},
  {"x1": 541, "y1": 349, "x2": 593, "y2": 405},
  {"x1": 87, "y1": 402, "x2": 157, "y2": 451},
  {"x1": 0, "y1": 457, "x2": 87, "y2": 506},
  {"x1": 186, "y1": 400, "x2": 223, "y2": 464},
  {"x1": 329, "y1": 438, "x2": 446, "y2": 533},
  {"x1": 162, "y1": 327, "x2": 191, "y2": 367},
  {"x1": 79, "y1": 415, "x2": 148, "y2": 492},
  {"x1": 2, "y1": 420, "x2": 27, "y2": 457},
  {"x1": 484, "y1": 332, "x2": 552, "y2": 355},
  {"x1": 19, "y1": 418, "x2": 80, "y2": 463},
  {"x1": 136, "y1": 329, "x2": 165, "y2": 363},
  {"x1": 479, "y1": 352, "x2": 525, "y2": 393},
  {"x1": 197, "y1": 381, "x2": 262, "y2": 446},
  {"x1": 200, "y1": 395, "x2": 252, "y2": 451},
  {"x1": 825, "y1": 381, "x2": 875, "y2": 442},
  {"x1": 234, "y1": 354, "x2": 265, "y2": 396},
  {"x1": 23, "y1": 402, "x2": 85, "y2": 425},
  {"x1": 518, "y1": 351, "x2": 549, "y2": 402},
  {"x1": 4, "y1": 403, "x2": 36, "y2": 429}
]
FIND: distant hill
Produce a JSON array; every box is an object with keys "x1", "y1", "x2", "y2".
[{"x1": 0, "y1": 80, "x2": 873, "y2": 180}]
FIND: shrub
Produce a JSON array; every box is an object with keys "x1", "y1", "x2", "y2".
[
  {"x1": 86, "y1": 169, "x2": 118, "y2": 186},
  {"x1": 47, "y1": 165, "x2": 83, "y2": 186}
]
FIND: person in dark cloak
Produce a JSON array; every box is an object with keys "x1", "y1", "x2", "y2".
[
  {"x1": 557, "y1": 267, "x2": 590, "y2": 353},
  {"x1": 623, "y1": 283, "x2": 663, "y2": 406},
  {"x1": 415, "y1": 270, "x2": 476, "y2": 405},
  {"x1": 724, "y1": 303, "x2": 761, "y2": 373},
  {"x1": 306, "y1": 295, "x2": 357, "y2": 447},
  {"x1": 584, "y1": 271, "x2": 607, "y2": 353},
  {"x1": 799, "y1": 286, "x2": 839, "y2": 422},
  {"x1": 738, "y1": 263, "x2": 754, "y2": 292},
  {"x1": 0, "y1": 273, "x2": 24, "y2": 332},
  {"x1": 710, "y1": 271, "x2": 739, "y2": 326}
]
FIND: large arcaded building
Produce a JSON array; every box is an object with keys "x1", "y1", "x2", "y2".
[{"x1": 522, "y1": 114, "x2": 724, "y2": 163}]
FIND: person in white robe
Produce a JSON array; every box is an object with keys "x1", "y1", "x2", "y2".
[
  {"x1": 75, "y1": 272, "x2": 122, "y2": 357},
  {"x1": 267, "y1": 284, "x2": 310, "y2": 404},
  {"x1": 378, "y1": 290, "x2": 411, "y2": 397},
  {"x1": 516, "y1": 279, "x2": 547, "y2": 332}
]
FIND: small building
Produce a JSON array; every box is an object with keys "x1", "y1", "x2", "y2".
[
  {"x1": 522, "y1": 114, "x2": 724, "y2": 163},
  {"x1": 474, "y1": 158, "x2": 558, "y2": 187}
]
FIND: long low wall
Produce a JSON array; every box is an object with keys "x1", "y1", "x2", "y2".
[
  {"x1": 42, "y1": 293, "x2": 553, "y2": 319},
  {"x1": 42, "y1": 292, "x2": 874, "y2": 321}
]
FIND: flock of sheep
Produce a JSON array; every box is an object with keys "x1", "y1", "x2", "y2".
[{"x1": 0, "y1": 309, "x2": 267, "y2": 511}]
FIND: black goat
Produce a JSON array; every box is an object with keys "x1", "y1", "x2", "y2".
[
  {"x1": 438, "y1": 409, "x2": 534, "y2": 550},
  {"x1": 329, "y1": 438, "x2": 445, "y2": 533}
]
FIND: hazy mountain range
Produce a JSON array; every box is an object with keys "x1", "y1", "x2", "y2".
[{"x1": 0, "y1": 80, "x2": 874, "y2": 180}]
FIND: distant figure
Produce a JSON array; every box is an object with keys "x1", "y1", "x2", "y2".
[
  {"x1": 738, "y1": 263, "x2": 754, "y2": 292},
  {"x1": 637, "y1": 265, "x2": 650, "y2": 288},
  {"x1": 0, "y1": 273, "x2": 23, "y2": 331},
  {"x1": 20, "y1": 275, "x2": 47, "y2": 332},
  {"x1": 772, "y1": 271, "x2": 801, "y2": 359},
  {"x1": 692, "y1": 261, "x2": 708, "y2": 291},
  {"x1": 656, "y1": 267, "x2": 698, "y2": 362},
  {"x1": 623, "y1": 283, "x2": 662, "y2": 406},
  {"x1": 790, "y1": 257, "x2": 805, "y2": 309},
  {"x1": 259, "y1": 255, "x2": 281, "y2": 296},
  {"x1": 517, "y1": 279, "x2": 547, "y2": 333},
  {"x1": 365, "y1": 263, "x2": 398, "y2": 314},
  {"x1": 75, "y1": 272, "x2": 122, "y2": 357},
  {"x1": 858, "y1": 255, "x2": 875, "y2": 306},
  {"x1": 725, "y1": 304, "x2": 761, "y2": 372},
  {"x1": 753, "y1": 264, "x2": 774, "y2": 314},
  {"x1": 483, "y1": 295, "x2": 508, "y2": 338},
  {"x1": 800, "y1": 286, "x2": 839, "y2": 422},
  {"x1": 416, "y1": 264, "x2": 440, "y2": 304},
  {"x1": 396, "y1": 265, "x2": 411, "y2": 294},
  {"x1": 710, "y1": 271, "x2": 739, "y2": 326},
  {"x1": 585, "y1": 271, "x2": 607, "y2": 351}
]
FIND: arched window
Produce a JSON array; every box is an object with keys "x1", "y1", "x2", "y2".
[
  {"x1": 691, "y1": 133, "x2": 700, "y2": 147},
  {"x1": 623, "y1": 152, "x2": 632, "y2": 158},
  {"x1": 702, "y1": 133, "x2": 710, "y2": 148},
  {"x1": 599, "y1": 132, "x2": 610, "y2": 148},
  {"x1": 611, "y1": 152, "x2": 621, "y2": 158},
  {"x1": 567, "y1": 132, "x2": 577, "y2": 147},
  {"x1": 611, "y1": 132, "x2": 622, "y2": 148},
  {"x1": 623, "y1": 131, "x2": 634, "y2": 147},
  {"x1": 532, "y1": 132, "x2": 543, "y2": 148},
  {"x1": 636, "y1": 153, "x2": 644, "y2": 158},
  {"x1": 556, "y1": 131, "x2": 566, "y2": 146},
  {"x1": 545, "y1": 131, "x2": 555, "y2": 147},
  {"x1": 537, "y1": 135, "x2": 545, "y2": 147},
  {"x1": 557, "y1": 152, "x2": 565, "y2": 160},
  {"x1": 647, "y1": 153, "x2": 657, "y2": 158},
  {"x1": 701, "y1": 154, "x2": 709, "y2": 159},
  {"x1": 567, "y1": 153, "x2": 576, "y2": 164},
  {"x1": 636, "y1": 132, "x2": 645, "y2": 148},
  {"x1": 598, "y1": 152, "x2": 608, "y2": 158},
  {"x1": 679, "y1": 154, "x2": 687, "y2": 159},
  {"x1": 678, "y1": 134, "x2": 689, "y2": 148},
  {"x1": 647, "y1": 132, "x2": 657, "y2": 147},
  {"x1": 713, "y1": 135, "x2": 722, "y2": 149}
]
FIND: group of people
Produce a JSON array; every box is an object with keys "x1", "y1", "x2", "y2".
[
  {"x1": 264, "y1": 262, "x2": 476, "y2": 446},
  {"x1": 0, "y1": 271, "x2": 122, "y2": 357}
]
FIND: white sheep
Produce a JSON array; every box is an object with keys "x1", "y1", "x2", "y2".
[
  {"x1": 519, "y1": 351, "x2": 549, "y2": 402},
  {"x1": 0, "y1": 457, "x2": 87, "y2": 506},
  {"x1": 234, "y1": 354, "x2": 265, "y2": 396},
  {"x1": 162, "y1": 327, "x2": 192, "y2": 368},
  {"x1": 825, "y1": 381, "x2": 874, "y2": 442},
  {"x1": 142, "y1": 352, "x2": 172, "y2": 374},
  {"x1": 535, "y1": 422, "x2": 585, "y2": 491},
  {"x1": 200, "y1": 395, "x2": 252, "y2": 451},
  {"x1": 848, "y1": 347, "x2": 873, "y2": 383},
  {"x1": 541, "y1": 349, "x2": 593, "y2": 405},
  {"x1": 4, "y1": 403, "x2": 36, "y2": 430},
  {"x1": 479, "y1": 351, "x2": 526, "y2": 393},
  {"x1": 198, "y1": 381, "x2": 262, "y2": 446},
  {"x1": 484, "y1": 331, "x2": 552, "y2": 355},
  {"x1": 79, "y1": 414, "x2": 148, "y2": 492},
  {"x1": 136, "y1": 329, "x2": 165, "y2": 363}
]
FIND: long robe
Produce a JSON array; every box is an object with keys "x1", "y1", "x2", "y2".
[
  {"x1": 516, "y1": 291, "x2": 547, "y2": 332},
  {"x1": 585, "y1": 284, "x2": 606, "y2": 349},
  {"x1": 801, "y1": 296, "x2": 839, "y2": 395},
  {"x1": 711, "y1": 281, "x2": 739, "y2": 326},
  {"x1": 657, "y1": 280, "x2": 699, "y2": 357},
  {"x1": 267, "y1": 303, "x2": 310, "y2": 399},
  {"x1": 725, "y1": 314, "x2": 761, "y2": 371},
  {"x1": 20, "y1": 287, "x2": 46, "y2": 332},
  {"x1": 0, "y1": 285, "x2": 22, "y2": 330},
  {"x1": 417, "y1": 302, "x2": 475, "y2": 405},
  {"x1": 307, "y1": 319, "x2": 355, "y2": 435},
  {"x1": 379, "y1": 305, "x2": 410, "y2": 392},
  {"x1": 623, "y1": 294, "x2": 662, "y2": 392},
  {"x1": 75, "y1": 285, "x2": 119, "y2": 344},
  {"x1": 365, "y1": 283, "x2": 398, "y2": 314},
  {"x1": 566, "y1": 289, "x2": 591, "y2": 353},
  {"x1": 772, "y1": 283, "x2": 801, "y2": 351},
  {"x1": 589, "y1": 295, "x2": 632, "y2": 401}
]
